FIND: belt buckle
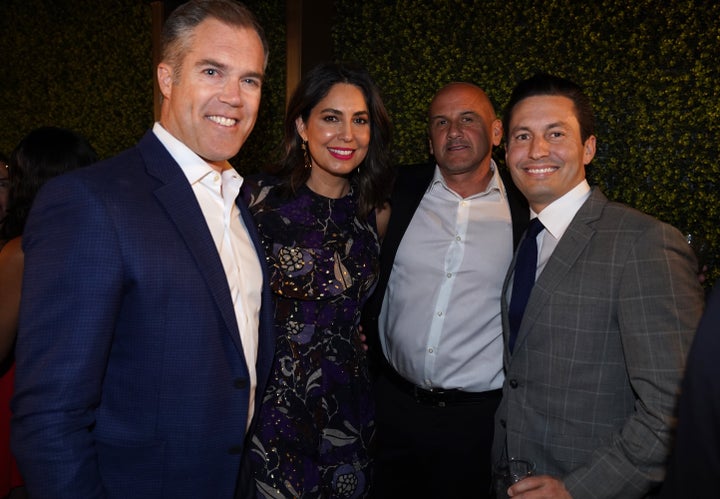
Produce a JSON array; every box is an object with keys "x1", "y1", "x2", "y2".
[{"x1": 413, "y1": 385, "x2": 448, "y2": 407}]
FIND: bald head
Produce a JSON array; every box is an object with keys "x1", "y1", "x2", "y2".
[{"x1": 428, "y1": 82, "x2": 497, "y2": 124}]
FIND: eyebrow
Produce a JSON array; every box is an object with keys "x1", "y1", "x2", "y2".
[
  {"x1": 195, "y1": 58, "x2": 265, "y2": 81},
  {"x1": 511, "y1": 121, "x2": 568, "y2": 133},
  {"x1": 430, "y1": 110, "x2": 479, "y2": 121},
  {"x1": 319, "y1": 108, "x2": 369, "y2": 116}
]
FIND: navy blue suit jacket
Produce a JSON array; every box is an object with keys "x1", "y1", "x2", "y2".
[{"x1": 11, "y1": 131, "x2": 275, "y2": 498}]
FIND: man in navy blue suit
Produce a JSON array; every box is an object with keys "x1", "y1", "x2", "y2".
[{"x1": 11, "y1": 1, "x2": 275, "y2": 497}]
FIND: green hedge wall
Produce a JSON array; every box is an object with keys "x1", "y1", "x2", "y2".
[
  {"x1": 0, "y1": 0, "x2": 154, "y2": 159},
  {"x1": 333, "y1": 0, "x2": 719, "y2": 289},
  {"x1": 1, "y1": 0, "x2": 717, "y2": 288},
  {"x1": 0, "y1": 0, "x2": 285, "y2": 173}
]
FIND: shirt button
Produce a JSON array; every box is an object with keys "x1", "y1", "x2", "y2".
[
  {"x1": 214, "y1": 173, "x2": 220, "y2": 182},
  {"x1": 446, "y1": 272, "x2": 452, "y2": 278},
  {"x1": 428, "y1": 348, "x2": 434, "y2": 354},
  {"x1": 436, "y1": 311, "x2": 443, "y2": 317},
  {"x1": 456, "y1": 235, "x2": 461, "y2": 241}
]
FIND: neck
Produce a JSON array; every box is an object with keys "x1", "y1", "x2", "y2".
[
  {"x1": 443, "y1": 162, "x2": 493, "y2": 198},
  {"x1": 305, "y1": 174, "x2": 350, "y2": 199}
]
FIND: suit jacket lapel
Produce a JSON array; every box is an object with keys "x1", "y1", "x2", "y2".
[
  {"x1": 511, "y1": 188, "x2": 607, "y2": 355},
  {"x1": 137, "y1": 132, "x2": 246, "y2": 355},
  {"x1": 234, "y1": 193, "x2": 275, "y2": 386}
]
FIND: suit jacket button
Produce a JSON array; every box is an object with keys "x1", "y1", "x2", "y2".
[
  {"x1": 234, "y1": 378, "x2": 248, "y2": 389},
  {"x1": 228, "y1": 445, "x2": 243, "y2": 455},
  {"x1": 500, "y1": 419, "x2": 507, "y2": 428},
  {"x1": 509, "y1": 379, "x2": 519, "y2": 389}
]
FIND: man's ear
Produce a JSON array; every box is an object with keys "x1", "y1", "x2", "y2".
[
  {"x1": 157, "y1": 63, "x2": 173, "y2": 100},
  {"x1": 583, "y1": 135, "x2": 597, "y2": 165},
  {"x1": 492, "y1": 119, "x2": 503, "y2": 146}
]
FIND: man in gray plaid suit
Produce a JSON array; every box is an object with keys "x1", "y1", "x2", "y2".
[{"x1": 492, "y1": 73, "x2": 705, "y2": 499}]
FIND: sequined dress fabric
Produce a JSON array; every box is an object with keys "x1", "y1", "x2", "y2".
[{"x1": 244, "y1": 177, "x2": 379, "y2": 498}]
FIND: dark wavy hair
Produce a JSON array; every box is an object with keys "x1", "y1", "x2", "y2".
[
  {"x1": 503, "y1": 73, "x2": 595, "y2": 143},
  {"x1": 271, "y1": 62, "x2": 394, "y2": 217},
  {"x1": 1, "y1": 127, "x2": 98, "y2": 239}
]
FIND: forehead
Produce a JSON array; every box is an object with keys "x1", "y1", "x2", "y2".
[
  {"x1": 429, "y1": 85, "x2": 491, "y2": 119},
  {"x1": 315, "y1": 83, "x2": 368, "y2": 111},
  {"x1": 183, "y1": 18, "x2": 264, "y2": 66},
  {"x1": 509, "y1": 95, "x2": 579, "y2": 129}
]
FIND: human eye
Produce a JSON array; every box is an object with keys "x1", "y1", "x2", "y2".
[
  {"x1": 353, "y1": 116, "x2": 369, "y2": 125},
  {"x1": 432, "y1": 119, "x2": 447, "y2": 128},
  {"x1": 242, "y1": 77, "x2": 262, "y2": 89},
  {"x1": 203, "y1": 68, "x2": 220, "y2": 77},
  {"x1": 322, "y1": 114, "x2": 339, "y2": 123},
  {"x1": 513, "y1": 132, "x2": 530, "y2": 141}
]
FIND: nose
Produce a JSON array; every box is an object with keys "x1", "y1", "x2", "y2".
[
  {"x1": 219, "y1": 80, "x2": 243, "y2": 107},
  {"x1": 529, "y1": 136, "x2": 549, "y2": 159},
  {"x1": 339, "y1": 121, "x2": 353, "y2": 142},
  {"x1": 447, "y1": 120, "x2": 463, "y2": 139}
]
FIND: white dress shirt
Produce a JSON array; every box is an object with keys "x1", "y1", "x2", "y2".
[
  {"x1": 153, "y1": 123, "x2": 263, "y2": 426},
  {"x1": 379, "y1": 162, "x2": 513, "y2": 392},
  {"x1": 533, "y1": 180, "x2": 592, "y2": 278}
]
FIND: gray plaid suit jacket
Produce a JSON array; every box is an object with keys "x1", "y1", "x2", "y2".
[{"x1": 493, "y1": 188, "x2": 705, "y2": 498}]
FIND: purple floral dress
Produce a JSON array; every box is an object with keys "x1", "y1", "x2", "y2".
[{"x1": 243, "y1": 176, "x2": 379, "y2": 498}]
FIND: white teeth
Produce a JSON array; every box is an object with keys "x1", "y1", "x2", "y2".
[
  {"x1": 528, "y1": 167, "x2": 556, "y2": 174},
  {"x1": 329, "y1": 148, "x2": 352, "y2": 156},
  {"x1": 208, "y1": 116, "x2": 237, "y2": 127}
]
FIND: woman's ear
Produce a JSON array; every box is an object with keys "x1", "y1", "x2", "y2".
[{"x1": 295, "y1": 117, "x2": 308, "y2": 142}]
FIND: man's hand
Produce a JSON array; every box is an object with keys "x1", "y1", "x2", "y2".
[{"x1": 507, "y1": 475, "x2": 571, "y2": 498}]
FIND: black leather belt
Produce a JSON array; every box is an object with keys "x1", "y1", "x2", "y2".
[{"x1": 383, "y1": 365, "x2": 502, "y2": 407}]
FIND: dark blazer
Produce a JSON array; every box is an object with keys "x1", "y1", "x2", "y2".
[
  {"x1": 494, "y1": 188, "x2": 704, "y2": 498},
  {"x1": 11, "y1": 131, "x2": 275, "y2": 499},
  {"x1": 660, "y1": 282, "x2": 720, "y2": 499},
  {"x1": 362, "y1": 161, "x2": 529, "y2": 358}
]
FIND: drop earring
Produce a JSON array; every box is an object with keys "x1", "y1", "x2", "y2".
[{"x1": 301, "y1": 140, "x2": 311, "y2": 169}]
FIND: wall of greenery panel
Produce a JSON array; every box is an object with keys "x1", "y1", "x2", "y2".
[
  {"x1": 333, "y1": 0, "x2": 719, "y2": 289},
  {"x1": 1, "y1": 0, "x2": 717, "y2": 288},
  {"x1": 0, "y1": 0, "x2": 285, "y2": 174}
]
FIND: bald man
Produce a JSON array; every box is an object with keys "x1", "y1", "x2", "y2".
[{"x1": 362, "y1": 83, "x2": 529, "y2": 498}]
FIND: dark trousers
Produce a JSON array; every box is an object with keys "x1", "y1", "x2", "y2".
[{"x1": 371, "y1": 370, "x2": 501, "y2": 499}]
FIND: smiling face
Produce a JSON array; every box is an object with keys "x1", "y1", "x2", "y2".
[
  {"x1": 505, "y1": 95, "x2": 596, "y2": 213},
  {"x1": 428, "y1": 83, "x2": 502, "y2": 184},
  {"x1": 157, "y1": 17, "x2": 265, "y2": 172},
  {"x1": 296, "y1": 83, "x2": 370, "y2": 191}
]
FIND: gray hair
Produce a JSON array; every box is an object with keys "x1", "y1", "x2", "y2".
[{"x1": 161, "y1": 0, "x2": 269, "y2": 80}]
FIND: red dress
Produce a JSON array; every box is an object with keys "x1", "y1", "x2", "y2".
[{"x1": 0, "y1": 363, "x2": 23, "y2": 496}]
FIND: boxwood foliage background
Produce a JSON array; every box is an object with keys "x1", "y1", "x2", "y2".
[
  {"x1": 1, "y1": 0, "x2": 717, "y2": 288},
  {"x1": 333, "y1": 0, "x2": 719, "y2": 289},
  {"x1": 0, "y1": 0, "x2": 285, "y2": 174}
]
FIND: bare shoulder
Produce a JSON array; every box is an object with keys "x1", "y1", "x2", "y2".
[{"x1": 0, "y1": 237, "x2": 24, "y2": 269}]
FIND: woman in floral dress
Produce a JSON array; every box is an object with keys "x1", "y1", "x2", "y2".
[{"x1": 241, "y1": 62, "x2": 394, "y2": 498}]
